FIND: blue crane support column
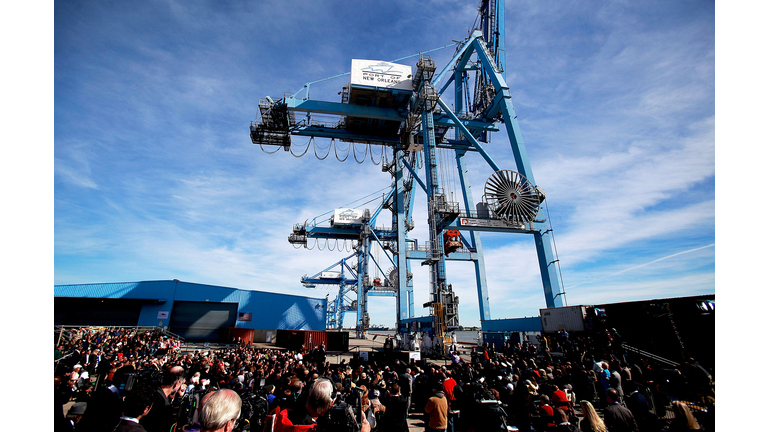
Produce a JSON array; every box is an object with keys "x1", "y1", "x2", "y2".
[
  {"x1": 422, "y1": 105, "x2": 451, "y2": 333},
  {"x1": 453, "y1": 64, "x2": 492, "y2": 322},
  {"x1": 473, "y1": 36, "x2": 564, "y2": 308},
  {"x1": 337, "y1": 260, "x2": 346, "y2": 329},
  {"x1": 357, "y1": 231, "x2": 370, "y2": 338},
  {"x1": 404, "y1": 153, "x2": 418, "y2": 319},
  {"x1": 395, "y1": 149, "x2": 411, "y2": 324},
  {"x1": 455, "y1": 150, "x2": 492, "y2": 319}
]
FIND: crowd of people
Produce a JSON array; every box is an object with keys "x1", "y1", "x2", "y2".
[{"x1": 54, "y1": 326, "x2": 714, "y2": 432}]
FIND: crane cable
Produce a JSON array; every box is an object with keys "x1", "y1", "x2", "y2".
[
  {"x1": 290, "y1": 137, "x2": 312, "y2": 158},
  {"x1": 314, "y1": 139, "x2": 332, "y2": 160},
  {"x1": 259, "y1": 143, "x2": 281, "y2": 154},
  {"x1": 334, "y1": 139, "x2": 351, "y2": 162}
]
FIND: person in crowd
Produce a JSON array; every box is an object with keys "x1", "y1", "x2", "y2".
[
  {"x1": 114, "y1": 381, "x2": 156, "y2": 432},
  {"x1": 442, "y1": 371, "x2": 457, "y2": 409},
  {"x1": 264, "y1": 384, "x2": 277, "y2": 404},
  {"x1": 624, "y1": 382, "x2": 658, "y2": 432},
  {"x1": 381, "y1": 382, "x2": 408, "y2": 432},
  {"x1": 669, "y1": 401, "x2": 702, "y2": 431},
  {"x1": 551, "y1": 384, "x2": 572, "y2": 416},
  {"x1": 399, "y1": 366, "x2": 413, "y2": 414},
  {"x1": 424, "y1": 381, "x2": 448, "y2": 432},
  {"x1": 603, "y1": 388, "x2": 639, "y2": 432},
  {"x1": 65, "y1": 402, "x2": 88, "y2": 430},
  {"x1": 53, "y1": 326, "x2": 712, "y2": 432},
  {"x1": 359, "y1": 385, "x2": 379, "y2": 431},
  {"x1": 599, "y1": 362, "x2": 611, "y2": 402},
  {"x1": 553, "y1": 407, "x2": 581, "y2": 432},
  {"x1": 199, "y1": 389, "x2": 242, "y2": 432},
  {"x1": 578, "y1": 400, "x2": 607, "y2": 432},
  {"x1": 539, "y1": 394, "x2": 556, "y2": 430},
  {"x1": 609, "y1": 361, "x2": 625, "y2": 403},
  {"x1": 140, "y1": 365, "x2": 186, "y2": 432}
]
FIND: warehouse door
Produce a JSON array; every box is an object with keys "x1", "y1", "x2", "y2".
[{"x1": 169, "y1": 301, "x2": 238, "y2": 341}]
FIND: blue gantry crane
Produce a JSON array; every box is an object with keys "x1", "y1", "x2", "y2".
[
  {"x1": 289, "y1": 171, "x2": 418, "y2": 338},
  {"x1": 251, "y1": 0, "x2": 566, "y2": 345}
]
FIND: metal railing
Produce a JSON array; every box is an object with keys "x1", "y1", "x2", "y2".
[
  {"x1": 621, "y1": 342, "x2": 680, "y2": 368},
  {"x1": 55, "y1": 325, "x2": 185, "y2": 344}
]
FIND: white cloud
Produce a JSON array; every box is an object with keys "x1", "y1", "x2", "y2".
[{"x1": 55, "y1": 1, "x2": 715, "y2": 329}]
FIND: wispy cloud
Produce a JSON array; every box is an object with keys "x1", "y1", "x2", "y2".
[{"x1": 55, "y1": 0, "x2": 715, "y2": 327}]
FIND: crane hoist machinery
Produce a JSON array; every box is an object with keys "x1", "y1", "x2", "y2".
[{"x1": 250, "y1": 0, "x2": 566, "y2": 353}]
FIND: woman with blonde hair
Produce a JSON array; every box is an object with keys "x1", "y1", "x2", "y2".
[
  {"x1": 670, "y1": 401, "x2": 702, "y2": 430},
  {"x1": 579, "y1": 400, "x2": 607, "y2": 432}
]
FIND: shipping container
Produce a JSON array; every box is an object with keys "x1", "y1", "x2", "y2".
[
  {"x1": 540, "y1": 306, "x2": 589, "y2": 333},
  {"x1": 223, "y1": 327, "x2": 255, "y2": 344},
  {"x1": 303, "y1": 330, "x2": 328, "y2": 349},
  {"x1": 275, "y1": 329, "x2": 332, "y2": 351},
  {"x1": 327, "y1": 331, "x2": 350, "y2": 352}
]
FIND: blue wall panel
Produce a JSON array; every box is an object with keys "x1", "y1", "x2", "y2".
[
  {"x1": 481, "y1": 317, "x2": 542, "y2": 333},
  {"x1": 54, "y1": 280, "x2": 327, "y2": 331}
]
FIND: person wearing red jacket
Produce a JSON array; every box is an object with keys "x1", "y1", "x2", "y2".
[
  {"x1": 551, "y1": 384, "x2": 572, "y2": 415},
  {"x1": 441, "y1": 371, "x2": 457, "y2": 407}
]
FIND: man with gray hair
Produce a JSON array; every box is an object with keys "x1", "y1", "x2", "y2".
[
  {"x1": 289, "y1": 378, "x2": 370, "y2": 432},
  {"x1": 200, "y1": 389, "x2": 242, "y2": 432},
  {"x1": 289, "y1": 377, "x2": 335, "y2": 425}
]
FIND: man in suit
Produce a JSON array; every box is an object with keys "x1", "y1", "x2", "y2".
[
  {"x1": 381, "y1": 383, "x2": 409, "y2": 432},
  {"x1": 604, "y1": 388, "x2": 639, "y2": 432},
  {"x1": 114, "y1": 382, "x2": 156, "y2": 432},
  {"x1": 398, "y1": 367, "x2": 413, "y2": 414},
  {"x1": 140, "y1": 365, "x2": 186, "y2": 432}
]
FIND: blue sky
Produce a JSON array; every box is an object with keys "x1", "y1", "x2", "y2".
[{"x1": 52, "y1": 0, "x2": 718, "y2": 328}]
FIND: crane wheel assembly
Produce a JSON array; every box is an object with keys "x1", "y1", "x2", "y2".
[{"x1": 483, "y1": 170, "x2": 544, "y2": 226}]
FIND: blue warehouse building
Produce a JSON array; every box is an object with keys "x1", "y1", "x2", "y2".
[{"x1": 54, "y1": 280, "x2": 327, "y2": 341}]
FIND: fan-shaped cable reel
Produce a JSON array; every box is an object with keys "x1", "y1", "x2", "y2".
[
  {"x1": 483, "y1": 170, "x2": 544, "y2": 226},
  {"x1": 387, "y1": 266, "x2": 398, "y2": 287}
]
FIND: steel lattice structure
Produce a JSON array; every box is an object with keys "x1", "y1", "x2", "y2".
[{"x1": 251, "y1": 0, "x2": 565, "y2": 340}]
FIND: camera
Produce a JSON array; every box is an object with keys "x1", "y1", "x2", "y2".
[
  {"x1": 316, "y1": 388, "x2": 363, "y2": 432},
  {"x1": 174, "y1": 386, "x2": 212, "y2": 430},
  {"x1": 232, "y1": 389, "x2": 271, "y2": 432},
  {"x1": 118, "y1": 369, "x2": 162, "y2": 395}
]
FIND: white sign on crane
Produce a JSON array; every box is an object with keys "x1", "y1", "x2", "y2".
[
  {"x1": 332, "y1": 208, "x2": 364, "y2": 226},
  {"x1": 350, "y1": 59, "x2": 413, "y2": 91}
]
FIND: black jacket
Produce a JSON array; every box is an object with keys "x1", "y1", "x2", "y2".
[
  {"x1": 380, "y1": 394, "x2": 409, "y2": 432},
  {"x1": 604, "y1": 402, "x2": 639, "y2": 432}
]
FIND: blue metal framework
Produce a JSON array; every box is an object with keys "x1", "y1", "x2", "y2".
[{"x1": 251, "y1": 0, "x2": 565, "y2": 339}]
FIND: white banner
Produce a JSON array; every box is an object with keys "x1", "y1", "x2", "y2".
[
  {"x1": 351, "y1": 59, "x2": 413, "y2": 91},
  {"x1": 333, "y1": 208, "x2": 364, "y2": 226}
]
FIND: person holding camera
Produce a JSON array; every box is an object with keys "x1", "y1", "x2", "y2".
[
  {"x1": 270, "y1": 378, "x2": 370, "y2": 432},
  {"x1": 140, "y1": 365, "x2": 186, "y2": 432}
]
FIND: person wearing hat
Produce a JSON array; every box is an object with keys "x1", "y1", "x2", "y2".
[
  {"x1": 377, "y1": 380, "x2": 387, "y2": 390},
  {"x1": 66, "y1": 402, "x2": 88, "y2": 429}
]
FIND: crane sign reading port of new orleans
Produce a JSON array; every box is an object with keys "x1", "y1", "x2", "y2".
[{"x1": 250, "y1": 0, "x2": 566, "y2": 349}]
